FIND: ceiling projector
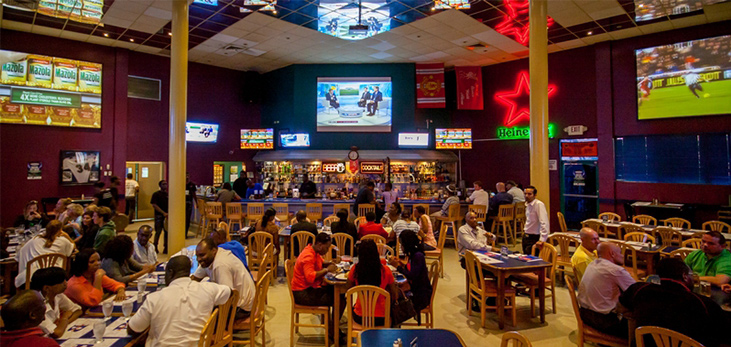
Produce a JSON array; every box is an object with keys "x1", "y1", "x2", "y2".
[{"x1": 348, "y1": 24, "x2": 369, "y2": 35}]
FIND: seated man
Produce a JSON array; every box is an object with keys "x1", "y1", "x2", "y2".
[
  {"x1": 193, "y1": 238, "x2": 255, "y2": 320},
  {"x1": 619, "y1": 258, "x2": 729, "y2": 347},
  {"x1": 684, "y1": 230, "x2": 731, "y2": 287},
  {"x1": 129, "y1": 256, "x2": 232, "y2": 346},
  {"x1": 577, "y1": 243, "x2": 636, "y2": 338},
  {"x1": 358, "y1": 212, "x2": 389, "y2": 239},
  {"x1": 209, "y1": 228, "x2": 248, "y2": 271},
  {"x1": 488, "y1": 182, "x2": 513, "y2": 216},
  {"x1": 571, "y1": 227, "x2": 600, "y2": 282},
  {"x1": 132, "y1": 225, "x2": 157, "y2": 266},
  {"x1": 0, "y1": 290, "x2": 60, "y2": 347},
  {"x1": 457, "y1": 211, "x2": 493, "y2": 257},
  {"x1": 30, "y1": 267, "x2": 82, "y2": 338}
]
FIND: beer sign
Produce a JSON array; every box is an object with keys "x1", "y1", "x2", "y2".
[{"x1": 322, "y1": 162, "x2": 346, "y2": 173}]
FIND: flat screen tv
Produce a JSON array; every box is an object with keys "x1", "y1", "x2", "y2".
[
  {"x1": 280, "y1": 133, "x2": 310, "y2": 148},
  {"x1": 241, "y1": 128, "x2": 274, "y2": 149},
  {"x1": 186, "y1": 122, "x2": 219, "y2": 143},
  {"x1": 633, "y1": 0, "x2": 726, "y2": 21},
  {"x1": 398, "y1": 132, "x2": 429, "y2": 148},
  {"x1": 316, "y1": 77, "x2": 392, "y2": 133},
  {"x1": 435, "y1": 128, "x2": 472, "y2": 149},
  {"x1": 636, "y1": 35, "x2": 731, "y2": 120},
  {"x1": 60, "y1": 150, "x2": 101, "y2": 185}
]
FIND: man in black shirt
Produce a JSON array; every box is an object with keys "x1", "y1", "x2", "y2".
[
  {"x1": 354, "y1": 181, "x2": 384, "y2": 221},
  {"x1": 150, "y1": 180, "x2": 169, "y2": 254},
  {"x1": 93, "y1": 182, "x2": 114, "y2": 209},
  {"x1": 291, "y1": 210, "x2": 318, "y2": 257},
  {"x1": 232, "y1": 171, "x2": 248, "y2": 200},
  {"x1": 619, "y1": 258, "x2": 729, "y2": 347},
  {"x1": 185, "y1": 173, "x2": 197, "y2": 238},
  {"x1": 299, "y1": 174, "x2": 317, "y2": 199}
]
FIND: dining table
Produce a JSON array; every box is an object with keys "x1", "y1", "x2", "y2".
[
  {"x1": 582, "y1": 218, "x2": 731, "y2": 241},
  {"x1": 54, "y1": 316, "x2": 147, "y2": 347},
  {"x1": 357, "y1": 328, "x2": 466, "y2": 347}
]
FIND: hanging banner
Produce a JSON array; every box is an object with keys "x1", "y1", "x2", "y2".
[
  {"x1": 416, "y1": 63, "x2": 445, "y2": 108},
  {"x1": 455, "y1": 66, "x2": 483, "y2": 110}
]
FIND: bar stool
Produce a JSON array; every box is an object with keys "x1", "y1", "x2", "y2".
[
  {"x1": 205, "y1": 202, "x2": 224, "y2": 234},
  {"x1": 273, "y1": 203, "x2": 290, "y2": 226},
  {"x1": 412, "y1": 204, "x2": 430, "y2": 217},
  {"x1": 306, "y1": 203, "x2": 323, "y2": 223},
  {"x1": 196, "y1": 198, "x2": 208, "y2": 237},
  {"x1": 468, "y1": 204, "x2": 487, "y2": 228},
  {"x1": 435, "y1": 204, "x2": 461, "y2": 250},
  {"x1": 225, "y1": 203, "x2": 244, "y2": 234},
  {"x1": 491, "y1": 204, "x2": 515, "y2": 246},
  {"x1": 332, "y1": 203, "x2": 351, "y2": 217},
  {"x1": 513, "y1": 202, "x2": 526, "y2": 239},
  {"x1": 247, "y1": 203, "x2": 264, "y2": 227},
  {"x1": 358, "y1": 204, "x2": 375, "y2": 218}
]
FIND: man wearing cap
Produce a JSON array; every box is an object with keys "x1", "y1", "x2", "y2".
[
  {"x1": 506, "y1": 180, "x2": 525, "y2": 203},
  {"x1": 430, "y1": 184, "x2": 459, "y2": 219}
]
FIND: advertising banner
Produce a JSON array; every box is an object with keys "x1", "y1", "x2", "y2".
[
  {"x1": 455, "y1": 66, "x2": 483, "y2": 110},
  {"x1": 416, "y1": 63, "x2": 445, "y2": 108}
]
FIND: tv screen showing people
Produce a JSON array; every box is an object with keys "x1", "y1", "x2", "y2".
[{"x1": 316, "y1": 77, "x2": 392, "y2": 132}]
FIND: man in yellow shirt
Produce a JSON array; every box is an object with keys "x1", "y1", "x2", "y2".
[{"x1": 571, "y1": 227, "x2": 600, "y2": 283}]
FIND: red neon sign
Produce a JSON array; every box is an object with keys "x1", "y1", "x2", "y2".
[
  {"x1": 494, "y1": 71, "x2": 557, "y2": 127},
  {"x1": 494, "y1": 0, "x2": 554, "y2": 45}
]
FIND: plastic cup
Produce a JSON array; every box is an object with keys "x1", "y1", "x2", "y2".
[
  {"x1": 137, "y1": 280, "x2": 147, "y2": 293},
  {"x1": 122, "y1": 301, "x2": 133, "y2": 320},
  {"x1": 93, "y1": 321, "x2": 106, "y2": 343},
  {"x1": 102, "y1": 301, "x2": 113, "y2": 319}
]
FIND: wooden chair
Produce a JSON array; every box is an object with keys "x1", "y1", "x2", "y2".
[
  {"x1": 290, "y1": 231, "x2": 315, "y2": 260},
  {"x1": 557, "y1": 212, "x2": 569, "y2": 233},
  {"x1": 702, "y1": 220, "x2": 731, "y2": 233},
  {"x1": 681, "y1": 238, "x2": 702, "y2": 249},
  {"x1": 511, "y1": 243, "x2": 557, "y2": 317},
  {"x1": 198, "y1": 308, "x2": 218, "y2": 347},
  {"x1": 652, "y1": 226, "x2": 682, "y2": 247},
  {"x1": 24, "y1": 253, "x2": 68, "y2": 289},
  {"x1": 412, "y1": 204, "x2": 430, "y2": 217},
  {"x1": 635, "y1": 326, "x2": 703, "y2": 347},
  {"x1": 273, "y1": 203, "x2": 290, "y2": 227},
  {"x1": 619, "y1": 223, "x2": 646, "y2": 241},
  {"x1": 491, "y1": 204, "x2": 515, "y2": 246},
  {"x1": 250, "y1": 252, "x2": 269, "y2": 283},
  {"x1": 211, "y1": 290, "x2": 239, "y2": 347},
  {"x1": 323, "y1": 244, "x2": 337, "y2": 262},
  {"x1": 332, "y1": 203, "x2": 351, "y2": 217},
  {"x1": 217, "y1": 221, "x2": 230, "y2": 241},
  {"x1": 425, "y1": 223, "x2": 447, "y2": 278},
  {"x1": 206, "y1": 202, "x2": 224, "y2": 233},
  {"x1": 565, "y1": 275, "x2": 628, "y2": 347},
  {"x1": 248, "y1": 232, "x2": 275, "y2": 275},
  {"x1": 610, "y1": 241, "x2": 646, "y2": 281},
  {"x1": 332, "y1": 233, "x2": 354, "y2": 257},
  {"x1": 354, "y1": 216, "x2": 366, "y2": 230},
  {"x1": 598, "y1": 212, "x2": 621, "y2": 222},
  {"x1": 225, "y1": 203, "x2": 245, "y2": 234},
  {"x1": 346, "y1": 285, "x2": 391, "y2": 347},
  {"x1": 323, "y1": 215, "x2": 339, "y2": 227},
  {"x1": 376, "y1": 243, "x2": 394, "y2": 260},
  {"x1": 624, "y1": 232, "x2": 655, "y2": 244},
  {"x1": 468, "y1": 204, "x2": 487, "y2": 228},
  {"x1": 663, "y1": 217, "x2": 691, "y2": 229},
  {"x1": 547, "y1": 234, "x2": 579, "y2": 283},
  {"x1": 513, "y1": 203, "x2": 526, "y2": 239},
  {"x1": 357, "y1": 204, "x2": 375, "y2": 218},
  {"x1": 361, "y1": 234, "x2": 386, "y2": 244},
  {"x1": 669, "y1": 248, "x2": 694, "y2": 261},
  {"x1": 401, "y1": 261, "x2": 439, "y2": 329},
  {"x1": 436, "y1": 204, "x2": 462, "y2": 249},
  {"x1": 306, "y1": 203, "x2": 323, "y2": 223},
  {"x1": 582, "y1": 219, "x2": 616, "y2": 239},
  {"x1": 233, "y1": 270, "x2": 272, "y2": 346},
  {"x1": 633, "y1": 214, "x2": 657, "y2": 226},
  {"x1": 500, "y1": 331, "x2": 533, "y2": 347},
  {"x1": 247, "y1": 203, "x2": 265, "y2": 227},
  {"x1": 464, "y1": 251, "x2": 517, "y2": 327},
  {"x1": 196, "y1": 198, "x2": 209, "y2": 237},
  {"x1": 285, "y1": 260, "x2": 329, "y2": 347}
]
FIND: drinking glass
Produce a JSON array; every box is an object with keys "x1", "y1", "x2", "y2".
[
  {"x1": 137, "y1": 279, "x2": 147, "y2": 293},
  {"x1": 500, "y1": 246, "x2": 509, "y2": 258},
  {"x1": 102, "y1": 301, "x2": 113, "y2": 320},
  {"x1": 93, "y1": 321, "x2": 106, "y2": 343},
  {"x1": 700, "y1": 281, "x2": 712, "y2": 297},
  {"x1": 122, "y1": 300, "x2": 133, "y2": 320},
  {"x1": 137, "y1": 292, "x2": 144, "y2": 304}
]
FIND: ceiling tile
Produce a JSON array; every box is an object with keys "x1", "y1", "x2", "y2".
[
  {"x1": 31, "y1": 25, "x2": 63, "y2": 37},
  {"x1": 368, "y1": 40, "x2": 396, "y2": 51},
  {"x1": 111, "y1": 1, "x2": 149, "y2": 14},
  {"x1": 370, "y1": 52, "x2": 393, "y2": 59},
  {"x1": 104, "y1": 7, "x2": 142, "y2": 21},
  {"x1": 548, "y1": 7, "x2": 594, "y2": 27},
  {"x1": 555, "y1": 38, "x2": 587, "y2": 49},
  {"x1": 1, "y1": 20, "x2": 33, "y2": 32},
  {"x1": 669, "y1": 14, "x2": 707, "y2": 29},
  {"x1": 102, "y1": 16, "x2": 135, "y2": 28},
  {"x1": 144, "y1": 6, "x2": 173, "y2": 20},
  {"x1": 210, "y1": 33, "x2": 240, "y2": 43},
  {"x1": 637, "y1": 20, "x2": 673, "y2": 34},
  {"x1": 608, "y1": 26, "x2": 642, "y2": 40}
]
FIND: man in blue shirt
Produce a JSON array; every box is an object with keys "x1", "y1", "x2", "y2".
[
  {"x1": 209, "y1": 228, "x2": 249, "y2": 274},
  {"x1": 245, "y1": 178, "x2": 263, "y2": 199}
]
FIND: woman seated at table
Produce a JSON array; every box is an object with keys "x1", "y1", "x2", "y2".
[
  {"x1": 65, "y1": 248, "x2": 126, "y2": 307},
  {"x1": 347, "y1": 239, "x2": 399, "y2": 327},
  {"x1": 253, "y1": 207, "x2": 280, "y2": 250},
  {"x1": 14, "y1": 220, "x2": 76, "y2": 289},
  {"x1": 101, "y1": 235, "x2": 157, "y2": 285},
  {"x1": 75, "y1": 210, "x2": 98, "y2": 250},
  {"x1": 53, "y1": 198, "x2": 73, "y2": 221},
  {"x1": 332, "y1": 208, "x2": 358, "y2": 252},
  {"x1": 30, "y1": 267, "x2": 82, "y2": 338},
  {"x1": 389, "y1": 230, "x2": 432, "y2": 323},
  {"x1": 216, "y1": 182, "x2": 241, "y2": 204},
  {"x1": 413, "y1": 206, "x2": 437, "y2": 250},
  {"x1": 380, "y1": 202, "x2": 402, "y2": 229},
  {"x1": 14, "y1": 200, "x2": 48, "y2": 229},
  {"x1": 60, "y1": 203, "x2": 84, "y2": 239}
]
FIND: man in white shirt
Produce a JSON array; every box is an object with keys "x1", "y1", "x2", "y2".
[
  {"x1": 128, "y1": 256, "x2": 231, "y2": 347},
  {"x1": 505, "y1": 180, "x2": 525, "y2": 203},
  {"x1": 522, "y1": 186, "x2": 549, "y2": 254},
  {"x1": 465, "y1": 181, "x2": 489, "y2": 206},
  {"x1": 132, "y1": 225, "x2": 157, "y2": 265},
  {"x1": 578, "y1": 242, "x2": 636, "y2": 338},
  {"x1": 192, "y1": 238, "x2": 255, "y2": 319},
  {"x1": 125, "y1": 173, "x2": 139, "y2": 217},
  {"x1": 457, "y1": 211, "x2": 493, "y2": 256}
]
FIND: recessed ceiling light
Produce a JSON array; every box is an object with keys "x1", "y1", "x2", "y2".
[
  {"x1": 103, "y1": 33, "x2": 109, "y2": 37},
  {"x1": 129, "y1": 38, "x2": 135, "y2": 42},
  {"x1": 587, "y1": 31, "x2": 593, "y2": 36},
  {"x1": 168, "y1": 32, "x2": 172, "y2": 36}
]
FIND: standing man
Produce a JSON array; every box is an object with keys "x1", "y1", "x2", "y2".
[
  {"x1": 571, "y1": 227, "x2": 600, "y2": 282},
  {"x1": 466, "y1": 181, "x2": 489, "y2": 206},
  {"x1": 151, "y1": 180, "x2": 169, "y2": 254},
  {"x1": 382, "y1": 183, "x2": 398, "y2": 211},
  {"x1": 299, "y1": 174, "x2": 317, "y2": 199},
  {"x1": 505, "y1": 180, "x2": 525, "y2": 203},
  {"x1": 93, "y1": 182, "x2": 114, "y2": 210},
  {"x1": 367, "y1": 86, "x2": 382, "y2": 116},
  {"x1": 522, "y1": 186, "x2": 549, "y2": 254},
  {"x1": 185, "y1": 173, "x2": 197, "y2": 238},
  {"x1": 354, "y1": 181, "x2": 383, "y2": 220},
  {"x1": 108, "y1": 176, "x2": 120, "y2": 213},
  {"x1": 124, "y1": 173, "x2": 139, "y2": 218},
  {"x1": 232, "y1": 171, "x2": 249, "y2": 199},
  {"x1": 132, "y1": 225, "x2": 157, "y2": 266},
  {"x1": 684, "y1": 231, "x2": 731, "y2": 287}
]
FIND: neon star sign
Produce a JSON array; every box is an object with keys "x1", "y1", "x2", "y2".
[
  {"x1": 494, "y1": 71, "x2": 557, "y2": 127},
  {"x1": 494, "y1": 0, "x2": 554, "y2": 45}
]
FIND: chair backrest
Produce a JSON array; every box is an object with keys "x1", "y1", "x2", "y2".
[
  {"x1": 619, "y1": 223, "x2": 645, "y2": 239},
  {"x1": 361, "y1": 234, "x2": 386, "y2": 244},
  {"x1": 354, "y1": 216, "x2": 366, "y2": 230},
  {"x1": 446, "y1": 203, "x2": 460, "y2": 220},
  {"x1": 500, "y1": 331, "x2": 533, "y2": 347},
  {"x1": 225, "y1": 203, "x2": 242, "y2": 219},
  {"x1": 332, "y1": 233, "x2": 354, "y2": 257},
  {"x1": 681, "y1": 238, "x2": 702, "y2": 249},
  {"x1": 247, "y1": 203, "x2": 265, "y2": 221},
  {"x1": 533, "y1": 243, "x2": 557, "y2": 279},
  {"x1": 323, "y1": 215, "x2": 339, "y2": 227},
  {"x1": 332, "y1": 203, "x2": 351, "y2": 217},
  {"x1": 198, "y1": 308, "x2": 219, "y2": 347},
  {"x1": 211, "y1": 290, "x2": 239, "y2": 347},
  {"x1": 497, "y1": 204, "x2": 514, "y2": 222},
  {"x1": 610, "y1": 241, "x2": 640, "y2": 280},
  {"x1": 464, "y1": 252, "x2": 486, "y2": 293},
  {"x1": 663, "y1": 217, "x2": 690, "y2": 229},
  {"x1": 633, "y1": 214, "x2": 657, "y2": 226},
  {"x1": 412, "y1": 204, "x2": 430, "y2": 217},
  {"x1": 582, "y1": 220, "x2": 608, "y2": 238},
  {"x1": 652, "y1": 226, "x2": 682, "y2": 247},
  {"x1": 206, "y1": 202, "x2": 223, "y2": 218},
  {"x1": 547, "y1": 234, "x2": 579, "y2": 264},
  {"x1": 247, "y1": 231, "x2": 273, "y2": 271},
  {"x1": 624, "y1": 232, "x2": 655, "y2": 244},
  {"x1": 565, "y1": 275, "x2": 585, "y2": 342},
  {"x1": 598, "y1": 212, "x2": 621, "y2": 222},
  {"x1": 514, "y1": 203, "x2": 527, "y2": 220},
  {"x1": 255, "y1": 253, "x2": 269, "y2": 282},
  {"x1": 25, "y1": 253, "x2": 68, "y2": 289},
  {"x1": 669, "y1": 248, "x2": 694, "y2": 261},
  {"x1": 306, "y1": 203, "x2": 323, "y2": 221},
  {"x1": 469, "y1": 204, "x2": 487, "y2": 223},
  {"x1": 358, "y1": 204, "x2": 375, "y2": 218},
  {"x1": 427, "y1": 261, "x2": 439, "y2": 309},
  {"x1": 284, "y1": 259, "x2": 296, "y2": 303},
  {"x1": 217, "y1": 221, "x2": 230, "y2": 241},
  {"x1": 290, "y1": 231, "x2": 316, "y2": 260},
  {"x1": 346, "y1": 285, "x2": 391, "y2": 329},
  {"x1": 635, "y1": 326, "x2": 704, "y2": 347},
  {"x1": 557, "y1": 212, "x2": 568, "y2": 233},
  {"x1": 197, "y1": 198, "x2": 208, "y2": 216},
  {"x1": 702, "y1": 220, "x2": 731, "y2": 233},
  {"x1": 250, "y1": 270, "x2": 273, "y2": 329},
  {"x1": 272, "y1": 203, "x2": 289, "y2": 223},
  {"x1": 376, "y1": 243, "x2": 394, "y2": 260},
  {"x1": 323, "y1": 244, "x2": 337, "y2": 262}
]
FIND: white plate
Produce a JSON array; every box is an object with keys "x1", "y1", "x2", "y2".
[{"x1": 335, "y1": 273, "x2": 348, "y2": 281}]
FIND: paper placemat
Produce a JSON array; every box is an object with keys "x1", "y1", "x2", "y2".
[
  {"x1": 474, "y1": 253, "x2": 503, "y2": 264},
  {"x1": 61, "y1": 318, "x2": 99, "y2": 339},
  {"x1": 60, "y1": 338, "x2": 116, "y2": 347},
  {"x1": 104, "y1": 318, "x2": 131, "y2": 337}
]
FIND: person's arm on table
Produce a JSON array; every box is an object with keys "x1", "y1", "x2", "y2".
[
  {"x1": 699, "y1": 274, "x2": 730, "y2": 287},
  {"x1": 99, "y1": 272, "x2": 126, "y2": 301},
  {"x1": 53, "y1": 294, "x2": 82, "y2": 337},
  {"x1": 191, "y1": 265, "x2": 206, "y2": 282}
]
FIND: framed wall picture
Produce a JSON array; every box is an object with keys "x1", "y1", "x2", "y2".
[{"x1": 60, "y1": 150, "x2": 101, "y2": 185}]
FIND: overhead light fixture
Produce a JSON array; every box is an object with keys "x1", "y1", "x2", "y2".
[
  {"x1": 130, "y1": 38, "x2": 135, "y2": 42},
  {"x1": 587, "y1": 31, "x2": 593, "y2": 36},
  {"x1": 168, "y1": 32, "x2": 172, "y2": 36},
  {"x1": 103, "y1": 33, "x2": 109, "y2": 37}
]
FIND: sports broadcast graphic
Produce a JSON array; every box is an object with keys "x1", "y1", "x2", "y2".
[{"x1": 635, "y1": 35, "x2": 731, "y2": 120}]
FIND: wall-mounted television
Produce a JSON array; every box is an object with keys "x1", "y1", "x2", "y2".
[
  {"x1": 60, "y1": 150, "x2": 100, "y2": 185},
  {"x1": 186, "y1": 122, "x2": 219, "y2": 143},
  {"x1": 316, "y1": 77, "x2": 392, "y2": 133},
  {"x1": 636, "y1": 34, "x2": 731, "y2": 120},
  {"x1": 241, "y1": 128, "x2": 273, "y2": 149},
  {"x1": 398, "y1": 132, "x2": 429, "y2": 148},
  {"x1": 280, "y1": 133, "x2": 310, "y2": 148},
  {"x1": 435, "y1": 128, "x2": 472, "y2": 149}
]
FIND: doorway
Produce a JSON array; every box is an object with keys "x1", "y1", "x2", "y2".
[
  {"x1": 125, "y1": 162, "x2": 165, "y2": 221},
  {"x1": 559, "y1": 139, "x2": 599, "y2": 230}
]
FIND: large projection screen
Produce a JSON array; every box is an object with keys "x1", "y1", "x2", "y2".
[{"x1": 316, "y1": 77, "x2": 392, "y2": 132}]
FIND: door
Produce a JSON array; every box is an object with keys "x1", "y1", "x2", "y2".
[
  {"x1": 561, "y1": 161, "x2": 599, "y2": 229},
  {"x1": 126, "y1": 161, "x2": 165, "y2": 220}
]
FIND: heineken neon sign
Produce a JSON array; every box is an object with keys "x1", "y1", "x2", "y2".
[{"x1": 497, "y1": 123, "x2": 556, "y2": 140}]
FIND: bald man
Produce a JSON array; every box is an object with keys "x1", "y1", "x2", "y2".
[
  {"x1": 0, "y1": 290, "x2": 60, "y2": 347},
  {"x1": 488, "y1": 182, "x2": 513, "y2": 218},
  {"x1": 571, "y1": 227, "x2": 600, "y2": 282},
  {"x1": 577, "y1": 242, "x2": 636, "y2": 338}
]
